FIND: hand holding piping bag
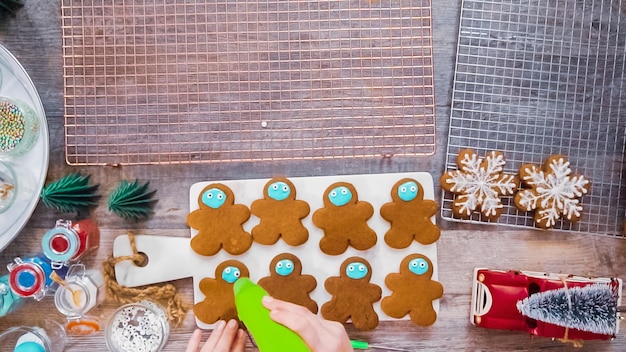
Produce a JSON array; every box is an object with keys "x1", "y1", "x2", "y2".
[{"x1": 235, "y1": 277, "x2": 352, "y2": 352}]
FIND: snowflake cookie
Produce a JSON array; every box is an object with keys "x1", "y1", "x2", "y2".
[
  {"x1": 514, "y1": 155, "x2": 591, "y2": 229},
  {"x1": 440, "y1": 149, "x2": 518, "y2": 220}
]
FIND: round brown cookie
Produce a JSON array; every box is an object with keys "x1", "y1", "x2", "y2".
[
  {"x1": 381, "y1": 254, "x2": 443, "y2": 326},
  {"x1": 380, "y1": 178, "x2": 440, "y2": 248},
  {"x1": 321, "y1": 257, "x2": 381, "y2": 331},
  {"x1": 312, "y1": 182, "x2": 377, "y2": 255},
  {"x1": 250, "y1": 177, "x2": 310, "y2": 246},
  {"x1": 258, "y1": 253, "x2": 318, "y2": 313},
  {"x1": 193, "y1": 260, "x2": 250, "y2": 324},
  {"x1": 187, "y1": 183, "x2": 252, "y2": 256},
  {"x1": 514, "y1": 155, "x2": 591, "y2": 229}
]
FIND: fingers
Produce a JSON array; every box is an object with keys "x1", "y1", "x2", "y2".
[
  {"x1": 231, "y1": 329, "x2": 247, "y2": 352},
  {"x1": 262, "y1": 296, "x2": 328, "y2": 350},
  {"x1": 185, "y1": 329, "x2": 203, "y2": 352},
  {"x1": 186, "y1": 320, "x2": 247, "y2": 352},
  {"x1": 210, "y1": 320, "x2": 241, "y2": 352},
  {"x1": 263, "y1": 296, "x2": 352, "y2": 352},
  {"x1": 200, "y1": 320, "x2": 226, "y2": 352}
]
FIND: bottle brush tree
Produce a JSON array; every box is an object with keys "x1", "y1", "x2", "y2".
[{"x1": 516, "y1": 283, "x2": 619, "y2": 336}]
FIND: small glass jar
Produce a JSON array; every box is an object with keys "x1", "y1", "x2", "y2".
[
  {"x1": 54, "y1": 264, "x2": 105, "y2": 335},
  {"x1": 105, "y1": 300, "x2": 170, "y2": 352},
  {"x1": 41, "y1": 219, "x2": 100, "y2": 264},
  {"x1": 7, "y1": 255, "x2": 69, "y2": 300},
  {"x1": 0, "y1": 320, "x2": 66, "y2": 352},
  {"x1": 0, "y1": 273, "x2": 23, "y2": 317},
  {"x1": 0, "y1": 96, "x2": 39, "y2": 159},
  {"x1": 0, "y1": 160, "x2": 17, "y2": 214}
]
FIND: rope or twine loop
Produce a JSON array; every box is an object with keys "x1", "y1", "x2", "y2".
[
  {"x1": 556, "y1": 278, "x2": 584, "y2": 348},
  {"x1": 102, "y1": 231, "x2": 189, "y2": 327}
]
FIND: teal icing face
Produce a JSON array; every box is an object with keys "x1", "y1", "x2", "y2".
[
  {"x1": 398, "y1": 181, "x2": 418, "y2": 202},
  {"x1": 268, "y1": 181, "x2": 291, "y2": 201},
  {"x1": 346, "y1": 261, "x2": 368, "y2": 279},
  {"x1": 329, "y1": 186, "x2": 352, "y2": 206},
  {"x1": 202, "y1": 188, "x2": 227, "y2": 209},
  {"x1": 408, "y1": 258, "x2": 429, "y2": 275},
  {"x1": 275, "y1": 259, "x2": 294, "y2": 276},
  {"x1": 221, "y1": 266, "x2": 241, "y2": 283}
]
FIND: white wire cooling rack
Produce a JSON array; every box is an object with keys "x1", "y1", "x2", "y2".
[
  {"x1": 443, "y1": 0, "x2": 626, "y2": 237},
  {"x1": 61, "y1": 0, "x2": 436, "y2": 165}
]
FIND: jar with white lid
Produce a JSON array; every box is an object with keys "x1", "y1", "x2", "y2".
[{"x1": 53, "y1": 264, "x2": 105, "y2": 335}]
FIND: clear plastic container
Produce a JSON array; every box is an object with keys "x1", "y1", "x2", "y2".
[
  {"x1": 0, "y1": 273, "x2": 23, "y2": 317},
  {"x1": 0, "y1": 96, "x2": 39, "y2": 159},
  {"x1": 0, "y1": 160, "x2": 17, "y2": 214},
  {"x1": 0, "y1": 320, "x2": 66, "y2": 352},
  {"x1": 105, "y1": 300, "x2": 170, "y2": 352}
]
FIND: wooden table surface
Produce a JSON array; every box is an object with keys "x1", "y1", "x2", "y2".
[{"x1": 1, "y1": 1, "x2": 625, "y2": 351}]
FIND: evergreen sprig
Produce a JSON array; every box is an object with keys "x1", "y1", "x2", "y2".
[
  {"x1": 107, "y1": 179, "x2": 157, "y2": 221},
  {"x1": 0, "y1": 0, "x2": 23, "y2": 15},
  {"x1": 40, "y1": 173, "x2": 100, "y2": 213}
]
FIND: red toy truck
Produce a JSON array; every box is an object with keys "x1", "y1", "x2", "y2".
[{"x1": 471, "y1": 268, "x2": 623, "y2": 341}]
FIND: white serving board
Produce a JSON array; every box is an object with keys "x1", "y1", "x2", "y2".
[{"x1": 114, "y1": 172, "x2": 439, "y2": 329}]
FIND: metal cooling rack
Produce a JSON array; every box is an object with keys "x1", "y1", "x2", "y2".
[
  {"x1": 443, "y1": 0, "x2": 626, "y2": 237},
  {"x1": 61, "y1": 0, "x2": 435, "y2": 165}
]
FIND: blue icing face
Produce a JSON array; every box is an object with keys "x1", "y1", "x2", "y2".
[
  {"x1": 268, "y1": 181, "x2": 291, "y2": 201},
  {"x1": 328, "y1": 186, "x2": 352, "y2": 206},
  {"x1": 346, "y1": 262, "x2": 368, "y2": 280},
  {"x1": 398, "y1": 181, "x2": 418, "y2": 202},
  {"x1": 408, "y1": 258, "x2": 429, "y2": 275},
  {"x1": 202, "y1": 188, "x2": 227, "y2": 209},
  {"x1": 221, "y1": 266, "x2": 241, "y2": 283},
  {"x1": 275, "y1": 259, "x2": 295, "y2": 276}
]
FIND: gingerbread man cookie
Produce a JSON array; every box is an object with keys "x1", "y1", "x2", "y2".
[
  {"x1": 312, "y1": 182, "x2": 377, "y2": 255},
  {"x1": 187, "y1": 183, "x2": 252, "y2": 256},
  {"x1": 321, "y1": 257, "x2": 382, "y2": 330},
  {"x1": 194, "y1": 260, "x2": 250, "y2": 324},
  {"x1": 250, "y1": 177, "x2": 310, "y2": 246},
  {"x1": 381, "y1": 254, "x2": 443, "y2": 326},
  {"x1": 258, "y1": 253, "x2": 318, "y2": 313},
  {"x1": 380, "y1": 178, "x2": 440, "y2": 247}
]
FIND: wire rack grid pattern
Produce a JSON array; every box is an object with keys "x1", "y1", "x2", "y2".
[
  {"x1": 443, "y1": 0, "x2": 626, "y2": 237},
  {"x1": 62, "y1": 0, "x2": 436, "y2": 165}
]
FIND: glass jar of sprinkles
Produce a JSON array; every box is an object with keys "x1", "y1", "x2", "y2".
[
  {"x1": 0, "y1": 96, "x2": 39, "y2": 159},
  {"x1": 105, "y1": 300, "x2": 170, "y2": 352},
  {"x1": 0, "y1": 160, "x2": 17, "y2": 213}
]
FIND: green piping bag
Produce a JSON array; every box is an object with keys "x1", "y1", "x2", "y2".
[{"x1": 234, "y1": 277, "x2": 310, "y2": 352}]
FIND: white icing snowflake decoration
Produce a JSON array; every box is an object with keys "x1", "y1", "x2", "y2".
[
  {"x1": 514, "y1": 155, "x2": 590, "y2": 229},
  {"x1": 441, "y1": 149, "x2": 518, "y2": 220}
]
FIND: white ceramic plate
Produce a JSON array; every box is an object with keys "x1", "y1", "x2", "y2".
[{"x1": 0, "y1": 44, "x2": 49, "y2": 252}]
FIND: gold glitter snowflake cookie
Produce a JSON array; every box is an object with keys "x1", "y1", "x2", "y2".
[
  {"x1": 440, "y1": 149, "x2": 518, "y2": 221},
  {"x1": 514, "y1": 155, "x2": 591, "y2": 229}
]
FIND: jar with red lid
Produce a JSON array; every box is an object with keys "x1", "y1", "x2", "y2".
[
  {"x1": 7, "y1": 255, "x2": 69, "y2": 300},
  {"x1": 41, "y1": 219, "x2": 100, "y2": 264}
]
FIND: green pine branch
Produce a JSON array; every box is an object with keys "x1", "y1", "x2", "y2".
[
  {"x1": 40, "y1": 173, "x2": 100, "y2": 213},
  {"x1": 0, "y1": 0, "x2": 23, "y2": 15},
  {"x1": 107, "y1": 179, "x2": 157, "y2": 221}
]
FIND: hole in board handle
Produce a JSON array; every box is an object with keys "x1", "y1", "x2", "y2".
[{"x1": 133, "y1": 252, "x2": 149, "y2": 267}]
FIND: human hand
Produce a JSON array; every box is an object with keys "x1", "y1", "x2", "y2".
[
  {"x1": 262, "y1": 296, "x2": 353, "y2": 352},
  {"x1": 185, "y1": 319, "x2": 247, "y2": 352}
]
